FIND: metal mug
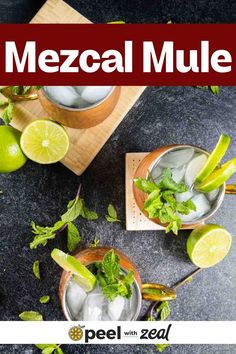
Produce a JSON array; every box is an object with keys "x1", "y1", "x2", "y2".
[
  {"x1": 38, "y1": 86, "x2": 121, "y2": 129},
  {"x1": 133, "y1": 144, "x2": 235, "y2": 230},
  {"x1": 59, "y1": 246, "x2": 176, "y2": 321}
]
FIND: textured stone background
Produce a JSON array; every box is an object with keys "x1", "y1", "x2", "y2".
[{"x1": 0, "y1": 1, "x2": 236, "y2": 354}]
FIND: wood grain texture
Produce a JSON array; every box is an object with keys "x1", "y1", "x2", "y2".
[{"x1": 1, "y1": 0, "x2": 146, "y2": 175}]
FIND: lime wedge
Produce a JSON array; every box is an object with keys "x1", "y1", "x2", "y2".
[
  {"x1": 20, "y1": 120, "x2": 69, "y2": 164},
  {"x1": 195, "y1": 134, "x2": 231, "y2": 183},
  {"x1": 187, "y1": 224, "x2": 232, "y2": 268},
  {"x1": 195, "y1": 158, "x2": 236, "y2": 192},
  {"x1": 51, "y1": 249, "x2": 96, "y2": 292}
]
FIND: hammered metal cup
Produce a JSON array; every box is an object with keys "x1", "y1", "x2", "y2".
[{"x1": 59, "y1": 247, "x2": 176, "y2": 321}]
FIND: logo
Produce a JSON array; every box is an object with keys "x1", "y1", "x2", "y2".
[{"x1": 68, "y1": 325, "x2": 84, "y2": 341}]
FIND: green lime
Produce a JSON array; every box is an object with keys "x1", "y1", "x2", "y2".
[
  {"x1": 51, "y1": 248, "x2": 96, "y2": 292},
  {"x1": 196, "y1": 158, "x2": 236, "y2": 192},
  {"x1": 196, "y1": 134, "x2": 231, "y2": 183},
  {"x1": 20, "y1": 120, "x2": 69, "y2": 164},
  {"x1": 0, "y1": 126, "x2": 27, "y2": 173},
  {"x1": 187, "y1": 224, "x2": 232, "y2": 268}
]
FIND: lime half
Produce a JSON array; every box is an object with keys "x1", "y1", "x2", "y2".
[
  {"x1": 196, "y1": 158, "x2": 236, "y2": 192},
  {"x1": 51, "y1": 249, "x2": 96, "y2": 292},
  {"x1": 20, "y1": 120, "x2": 69, "y2": 164},
  {"x1": 196, "y1": 134, "x2": 231, "y2": 183},
  {"x1": 187, "y1": 224, "x2": 232, "y2": 268}
]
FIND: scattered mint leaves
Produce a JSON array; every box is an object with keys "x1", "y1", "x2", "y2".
[
  {"x1": 105, "y1": 204, "x2": 120, "y2": 222},
  {"x1": 30, "y1": 185, "x2": 97, "y2": 251},
  {"x1": 35, "y1": 344, "x2": 63, "y2": 354},
  {"x1": 156, "y1": 344, "x2": 170, "y2": 353},
  {"x1": 1, "y1": 100, "x2": 14, "y2": 125},
  {"x1": 196, "y1": 86, "x2": 220, "y2": 94},
  {"x1": 19, "y1": 311, "x2": 43, "y2": 321},
  {"x1": 134, "y1": 169, "x2": 196, "y2": 235},
  {"x1": 67, "y1": 222, "x2": 81, "y2": 252},
  {"x1": 96, "y1": 249, "x2": 134, "y2": 301},
  {"x1": 89, "y1": 238, "x2": 100, "y2": 248},
  {"x1": 33, "y1": 260, "x2": 41, "y2": 280},
  {"x1": 39, "y1": 295, "x2": 50, "y2": 304},
  {"x1": 156, "y1": 301, "x2": 171, "y2": 321}
]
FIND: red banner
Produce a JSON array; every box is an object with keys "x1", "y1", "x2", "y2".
[{"x1": 0, "y1": 24, "x2": 235, "y2": 85}]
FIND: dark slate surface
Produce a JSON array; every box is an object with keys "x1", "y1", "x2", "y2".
[{"x1": 0, "y1": 1, "x2": 236, "y2": 354}]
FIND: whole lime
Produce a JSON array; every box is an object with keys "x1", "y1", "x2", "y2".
[{"x1": 0, "y1": 126, "x2": 27, "y2": 173}]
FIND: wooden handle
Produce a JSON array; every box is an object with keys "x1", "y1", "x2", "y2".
[
  {"x1": 141, "y1": 283, "x2": 177, "y2": 302},
  {"x1": 225, "y1": 185, "x2": 236, "y2": 195}
]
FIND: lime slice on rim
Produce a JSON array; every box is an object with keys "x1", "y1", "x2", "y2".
[
  {"x1": 195, "y1": 158, "x2": 236, "y2": 193},
  {"x1": 195, "y1": 134, "x2": 231, "y2": 183},
  {"x1": 20, "y1": 120, "x2": 69, "y2": 164},
  {"x1": 51, "y1": 249, "x2": 96, "y2": 292},
  {"x1": 187, "y1": 224, "x2": 232, "y2": 268}
]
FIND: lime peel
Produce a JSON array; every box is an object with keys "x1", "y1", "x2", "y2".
[
  {"x1": 196, "y1": 134, "x2": 231, "y2": 183},
  {"x1": 51, "y1": 248, "x2": 96, "y2": 292}
]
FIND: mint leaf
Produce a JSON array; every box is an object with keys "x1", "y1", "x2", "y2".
[
  {"x1": 157, "y1": 169, "x2": 188, "y2": 193},
  {"x1": 89, "y1": 238, "x2": 100, "y2": 248},
  {"x1": 156, "y1": 301, "x2": 171, "y2": 321},
  {"x1": 2, "y1": 101, "x2": 14, "y2": 125},
  {"x1": 134, "y1": 178, "x2": 160, "y2": 193},
  {"x1": 30, "y1": 220, "x2": 66, "y2": 249},
  {"x1": 61, "y1": 197, "x2": 83, "y2": 222},
  {"x1": 35, "y1": 344, "x2": 62, "y2": 354},
  {"x1": 96, "y1": 250, "x2": 134, "y2": 302},
  {"x1": 105, "y1": 204, "x2": 120, "y2": 222},
  {"x1": 19, "y1": 311, "x2": 43, "y2": 321},
  {"x1": 33, "y1": 260, "x2": 41, "y2": 280},
  {"x1": 42, "y1": 348, "x2": 56, "y2": 354},
  {"x1": 155, "y1": 344, "x2": 170, "y2": 352},
  {"x1": 102, "y1": 249, "x2": 120, "y2": 282},
  {"x1": 67, "y1": 222, "x2": 81, "y2": 252},
  {"x1": 210, "y1": 86, "x2": 220, "y2": 94},
  {"x1": 39, "y1": 295, "x2": 50, "y2": 304},
  {"x1": 80, "y1": 200, "x2": 98, "y2": 220}
]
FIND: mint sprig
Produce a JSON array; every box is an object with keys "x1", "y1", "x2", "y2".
[
  {"x1": 35, "y1": 344, "x2": 63, "y2": 354},
  {"x1": 33, "y1": 260, "x2": 41, "y2": 279},
  {"x1": 134, "y1": 168, "x2": 196, "y2": 235},
  {"x1": 96, "y1": 249, "x2": 134, "y2": 301},
  {"x1": 105, "y1": 204, "x2": 120, "y2": 222},
  {"x1": 30, "y1": 185, "x2": 98, "y2": 251}
]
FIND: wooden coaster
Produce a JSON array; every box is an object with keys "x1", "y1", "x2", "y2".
[
  {"x1": 0, "y1": 0, "x2": 146, "y2": 176},
  {"x1": 125, "y1": 152, "x2": 199, "y2": 231}
]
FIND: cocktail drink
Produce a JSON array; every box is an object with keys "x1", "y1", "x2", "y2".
[
  {"x1": 148, "y1": 146, "x2": 224, "y2": 224},
  {"x1": 133, "y1": 135, "x2": 236, "y2": 233},
  {"x1": 54, "y1": 247, "x2": 142, "y2": 321},
  {"x1": 64, "y1": 270, "x2": 140, "y2": 321}
]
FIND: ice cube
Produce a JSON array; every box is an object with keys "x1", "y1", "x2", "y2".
[
  {"x1": 108, "y1": 296, "x2": 125, "y2": 321},
  {"x1": 73, "y1": 86, "x2": 86, "y2": 95},
  {"x1": 150, "y1": 165, "x2": 162, "y2": 180},
  {"x1": 44, "y1": 86, "x2": 80, "y2": 107},
  {"x1": 66, "y1": 280, "x2": 87, "y2": 320},
  {"x1": 207, "y1": 189, "x2": 219, "y2": 202},
  {"x1": 171, "y1": 165, "x2": 186, "y2": 183},
  {"x1": 81, "y1": 86, "x2": 113, "y2": 104},
  {"x1": 82, "y1": 294, "x2": 104, "y2": 321},
  {"x1": 185, "y1": 154, "x2": 208, "y2": 187},
  {"x1": 175, "y1": 190, "x2": 193, "y2": 203},
  {"x1": 177, "y1": 193, "x2": 211, "y2": 222},
  {"x1": 158, "y1": 148, "x2": 194, "y2": 168}
]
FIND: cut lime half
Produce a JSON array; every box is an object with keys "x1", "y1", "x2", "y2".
[
  {"x1": 187, "y1": 224, "x2": 232, "y2": 268},
  {"x1": 195, "y1": 134, "x2": 231, "y2": 183},
  {"x1": 20, "y1": 120, "x2": 69, "y2": 164},
  {"x1": 196, "y1": 158, "x2": 236, "y2": 193},
  {"x1": 51, "y1": 248, "x2": 96, "y2": 292}
]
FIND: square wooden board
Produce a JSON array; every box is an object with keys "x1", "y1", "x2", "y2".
[
  {"x1": 0, "y1": 0, "x2": 146, "y2": 176},
  {"x1": 125, "y1": 152, "x2": 200, "y2": 231}
]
